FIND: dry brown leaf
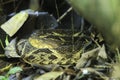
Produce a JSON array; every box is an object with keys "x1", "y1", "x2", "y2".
[{"x1": 34, "y1": 71, "x2": 64, "y2": 80}]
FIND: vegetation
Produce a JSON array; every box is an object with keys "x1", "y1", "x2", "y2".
[{"x1": 0, "y1": 0, "x2": 120, "y2": 80}]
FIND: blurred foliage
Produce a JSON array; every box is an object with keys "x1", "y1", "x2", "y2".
[
  {"x1": 0, "y1": 66, "x2": 22, "y2": 80},
  {"x1": 67, "y1": 0, "x2": 120, "y2": 48}
]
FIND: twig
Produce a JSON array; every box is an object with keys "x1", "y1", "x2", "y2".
[
  {"x1": 71, "y1": 11, "x2": 75, "y2": 51},
  {"x1": 55, "y1": 0, "x2": 60, "y2": 23},
  {"x1": 57, "y1": 7, "x2": 72, "y2": 22},
  {"x1": 0, "y1": 39, "x2": 4, "y2": 49}
]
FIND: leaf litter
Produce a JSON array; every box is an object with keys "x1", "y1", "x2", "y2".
[{"x1": 0, "y1": 0, "x2": 120, "y2": 80}]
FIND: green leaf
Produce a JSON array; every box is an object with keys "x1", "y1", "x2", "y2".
[
  {"x1": 0, "y1": 76, "x2": 7, "y2": 80},
  {"x1": 5, "y1": 35, "x2": 9, "y2": 46},
  {"x1": 7, "y1": 67, "x2": 23, "y2": 75}
]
